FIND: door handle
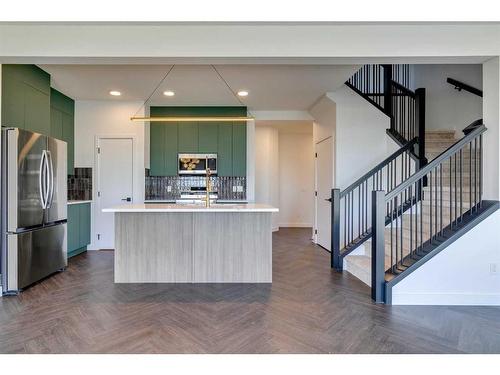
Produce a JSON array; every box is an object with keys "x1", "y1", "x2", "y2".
[
  {"x1": 39, "y1": 150, "x2": 47, "y2": 208},
  {"x1": 121, "y1": 197, "x2": 132, "y2": 202},
  {"x1": 46, "y1": 151, "x2": 54, "y2": 208},
  {"x1": 325, "y1": 198, "x2": 332, "y2": 202}
]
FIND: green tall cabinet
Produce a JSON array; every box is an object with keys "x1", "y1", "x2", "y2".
[{"x1": 149, "y1": 106, "x2": 247, "y2": 177}]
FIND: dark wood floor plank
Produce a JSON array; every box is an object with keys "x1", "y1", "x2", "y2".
[{"x1": 0, "y1": 228, "x2": 499, "y2": 354}]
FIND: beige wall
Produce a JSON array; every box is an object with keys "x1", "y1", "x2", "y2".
[
  {"x1": 278, "y1": 133, "x2": 314, "y2": 227},
  {"x1": 254, "y1": 126, "x2": 280, "y2": 231}
]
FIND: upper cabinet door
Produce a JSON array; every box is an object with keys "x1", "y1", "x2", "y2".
[
  {"x1": 178, "y1": 121, "x2": 199, "y2": 153},
  {"x1": 50, "y1": 107, "x2": 63, "y2": 140},
  {"x1": 61, "y1": 112, "x2": 74, "y2": 175},
  {"x1": 24, "y1": 84, "x2": 50, "y2": 136},
  {"x1": 164, "y1": 123, "x2": 179, "y2": 176},
  {"x1": 150, "y1": 122, "x2": 166, "y2": 176},
  {"x1": 1, "y1": 75, "x2": 25, "y2": 128},
  {"x1": 198, "y1": 123, "x2": 219, "y2": 153},
  {"x1": 217, "y1": 123, "x2": 233, "y2": 176},
  {"x1": 232, "y1": 122, "x2": 247, "y2": 177}
]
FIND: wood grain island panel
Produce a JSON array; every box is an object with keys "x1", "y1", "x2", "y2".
[{"x1": 107, "y1": 204, "x2": 277, "y2": 283}]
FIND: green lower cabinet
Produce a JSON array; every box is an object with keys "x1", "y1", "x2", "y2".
[{"x1": 67, "y1": 203, "x2": 91, "y2": 258}]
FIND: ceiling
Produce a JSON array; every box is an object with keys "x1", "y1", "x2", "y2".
[{"x1": 40, "y1": 64, "x2": 358, "y2": 111}]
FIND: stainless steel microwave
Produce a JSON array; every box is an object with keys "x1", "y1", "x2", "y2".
[{"x1": 178, "y1": 153, "x2": 217, "y2": 175}]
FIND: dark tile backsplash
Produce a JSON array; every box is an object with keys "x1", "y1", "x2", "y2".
[
  {"x1": 145, "y1": 174, "x2": 246, "y2": 201},
  {"x1": 68, "y1": 168, "x2": 93, "y2": 201}
]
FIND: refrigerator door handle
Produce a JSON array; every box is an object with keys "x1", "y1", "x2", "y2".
[
  {"x1": 46, "y1": 150, "x2": 54, "y2": 208},
  {"x1": 39, "y1": 150, "x2": 47, "y2": 209}
]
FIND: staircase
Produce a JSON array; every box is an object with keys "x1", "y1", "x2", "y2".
[
  {"x1": 344, "y1": 129, "x2": 466, "y2": 285},
  {"x1": 331, "y1": 64, "x2": 499, "y2": 304}
]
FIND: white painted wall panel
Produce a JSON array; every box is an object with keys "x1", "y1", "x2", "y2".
[{"x1": 392, "y1": 209, "x2": 500, "y2": 305}]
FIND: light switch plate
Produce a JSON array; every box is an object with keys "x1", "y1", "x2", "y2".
[
  {"x1": 167, "y1": 186, "x2": 172, "y2": 192},
  {"x1": 237, "y1": 186, "x2": 244, "y2": 192},
  {"x1": 232, "y1": 186, "x2": 237, "y2": 192}
]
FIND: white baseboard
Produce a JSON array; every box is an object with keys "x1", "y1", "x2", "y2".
[
  {"x1": 278, "y1": 223, "x2": 312, "y2": 228},
  {"x1": 392, "y1": 292, "x2": 500, "y2": 306}
]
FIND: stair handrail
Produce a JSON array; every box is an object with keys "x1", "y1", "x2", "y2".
[
  {"x1": 386, "y1": 121, "x2": 485, "y2": 202},
  {"x1": 446, "y1": 78, "x2": 483, "y2": 97},
  {"x1": 371, "y1": 119, "x2": 486, "y2": 303}
]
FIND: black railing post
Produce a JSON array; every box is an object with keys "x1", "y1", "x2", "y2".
[
  {"x1": 331, "y1": 188, "x2": 342, "y2": 270},
  {"x1": 382, "y1": 64, "x2": 393, "y2": 122},
  {"x1": 371, "y1": 190, "x2": 386, "y2": 303},
  {"x1": 415, "y1": 88, "x2": 427, "y2": 169}
]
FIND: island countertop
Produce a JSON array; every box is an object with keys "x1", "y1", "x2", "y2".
[{"x1": 102, "y1": 203, "x2": 278, "y2": 213}]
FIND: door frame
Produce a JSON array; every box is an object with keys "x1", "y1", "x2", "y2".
[
  {"x1": 314, "y1": 136, "x2": 333, "y2": 248},
  {"x1": 94, "y1": 134, "x2": 136, "y2": 250}
]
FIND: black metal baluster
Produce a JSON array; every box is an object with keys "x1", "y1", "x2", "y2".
[
  {"x1": 460, "y1": 149, "x2": 463, "y2": 222},
  {"x1": 430, "y1": 170, "x2": 433, "y2": 243}
]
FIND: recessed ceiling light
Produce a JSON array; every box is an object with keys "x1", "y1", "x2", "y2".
[
  {"x1": 237, "y1": 90, "x2": 249, "y2": 97},
  {"x1": 163, "y1": 90, "x2": 175, "y2": 97},
  {"x1": 109, "y1": 90, "x2": 121, "y2": 96}
]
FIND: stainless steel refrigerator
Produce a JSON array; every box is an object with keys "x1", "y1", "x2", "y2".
[{"x1": 1, "y1": 127, "x2": 67, "y2": 294}]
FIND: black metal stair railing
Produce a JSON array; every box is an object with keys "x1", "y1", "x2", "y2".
[
  {"x1": 331, "y1": 63, "x2": 427, "y2": 271},
  {"x1": 370, "y1": 121, "x2": 486, "y2": 303},
  {"x1": 330, "y1": 138, "x2": 418, "y2": 271},
  {"x1": 345, "y1": 64, "x2": 427, "y2": 168}
]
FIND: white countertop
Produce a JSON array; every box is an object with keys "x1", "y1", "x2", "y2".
[
  {"x1": 102, "y1": 203, "x2": 278, "y2": 213},
  {"x1": 68, "y1": 200, "x2": 93, "y2": 205}
]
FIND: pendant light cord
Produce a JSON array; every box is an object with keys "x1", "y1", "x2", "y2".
[
  {"x1": 132, "y1": 64, "x2": 176, "y2": 119},
  {"x1": 132, "y1": 64, "x2": 251, "y2": 120},
  {"x1": 211, "y1": 65, "x2": 248, "y2": 108}
]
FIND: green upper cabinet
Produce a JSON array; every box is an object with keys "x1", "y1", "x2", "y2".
[
  {"x1": 149, "y1": 106, "x2": 247, "y2": 177},
  {"x1": 1, "y1": 65, "x2": 51, "y2": 134},
  {"x1": 50, "y1": 88, "x2": 75, "y2": 175},
  {"x1": 232, "y1": 121, "x2": 247, "y2": 176},
  {"x1": 1, "y1": 65, "x2": 75, "y2": 175}
]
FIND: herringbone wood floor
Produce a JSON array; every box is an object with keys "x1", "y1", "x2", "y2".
[{"x1": 1, "y1": 228, "x2": 499, "y2": 353}]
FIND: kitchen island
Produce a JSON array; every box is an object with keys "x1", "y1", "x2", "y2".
[{"x1": 102, "y1": 204, "x2": 278, "y2": 283}]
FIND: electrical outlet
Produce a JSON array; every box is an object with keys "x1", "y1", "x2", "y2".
[
  {"x1": 232, "y1": 186, "x2": 237, "y2": 193},
  {"x1": 167, "y1": 186, "x2": 172, "y2": 192},
  {"x1": 490, "y1": 263, "x2": 498, "y2": 275}
]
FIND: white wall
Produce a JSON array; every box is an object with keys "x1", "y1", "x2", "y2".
[
  {"x1": 278, "y1": 133, "x2": 314, "y2": 227},
  {"x1": 483, "y1": 57, "x2": 500, "y2": 201},
  {"x1": 322, "y1": 85, "x2": 398, "y2": 190},
  {"x1": 254, "y1": 126, "x2": 280, "y2": 231},
  {"x1": 74, "y1": 100, "x2": 145, "y2": 249},
  {"x1": 413, "y1": 64, "x2": 483, "y2": 132},
  {"x1": 392, "y1": 208, "x2": 500, "y2": 305}
]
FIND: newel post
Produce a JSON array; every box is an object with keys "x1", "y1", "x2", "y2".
[
  {"x1": 415, "y1": 87, "x2": 427, "y2": 169},
  {"x1": 331, "y1": 188, "x2": 341, "y2": 270},
  {"x1": 371, "y1": 190, "x2": 386, "y2": 303}
]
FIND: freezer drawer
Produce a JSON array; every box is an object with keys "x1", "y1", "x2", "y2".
[{"x1": 5, "y1": 223, "x2": 67, "y2": 292}]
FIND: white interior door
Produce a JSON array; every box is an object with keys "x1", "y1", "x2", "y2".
[
  {"x1": 96, "y1": 137, "x2": 133, "y2": 249},
  {"x1": 315, "y1": 137, "x2": 333, "y2": 251}
]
